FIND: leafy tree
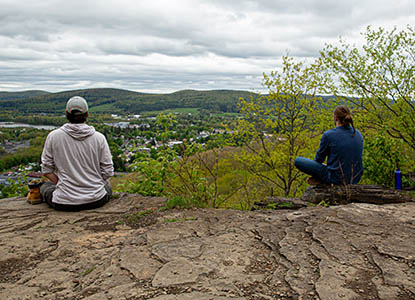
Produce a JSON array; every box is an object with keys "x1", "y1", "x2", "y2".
[
  {"x1": 321, "y1": 26, "x2": 415, "y2": 151},
  {"x1": 229, "y1": 56, "x2": 331, "y2": 197},
  {"x1": 165, "y1": 145, "x2": 229, "y2": 208},
  {"x1": 124, "y1": 148, "x2": 174, "y2": 196},
  {"x1": 0, "y1": 146, "x2": 42, "y2": 172},
  {"x1": 156, "y1": 113, "x2": 177, "y2": 142},
  {"x1": 0, "y1": 175, "x2": 28, "y2": 199}
]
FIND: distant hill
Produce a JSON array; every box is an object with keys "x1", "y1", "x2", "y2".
[
  {"x1": 0, "y1": 88, "x2": 258, "y2": 114},
  {"x1": 0, "y1": 90, "x2": 50, "y2": 101}
]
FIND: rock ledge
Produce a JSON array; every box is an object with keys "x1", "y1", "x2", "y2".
[{"x1": 1, "y1": 193, "x2": 415, "y2": 300}]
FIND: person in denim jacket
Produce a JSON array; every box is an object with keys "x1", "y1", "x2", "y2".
[{"x1": 295, "y1": 105, "x2": 363, "y2": 185}]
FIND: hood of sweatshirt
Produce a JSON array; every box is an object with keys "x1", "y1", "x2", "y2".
[{"x1": 60, "y1": 123, "x2": 96, "y2": 141}]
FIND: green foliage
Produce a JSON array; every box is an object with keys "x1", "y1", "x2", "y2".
[
  {"x1": 317, "y1": 199, "x2": 330, "y2": 207},
  {"x1": 118, "y1": 143, "x2": 179, "y2": 196},
  {"x1": 228, "y1": 56, "x2": 331, "y2": 197},
  {"x1": 265, "y1": 201, "x2": 294, "y2": 209},
  {"x1": 0, "y1": 174, "x2": 28, "y2": 199},
  {"x1": 115, "y1": 109, "x2": 237, "y2": 208},
  {"x1": 163, "y1": 196, "x2": 194, "y2": 210},
  {"x1": 119, "y1": 157, "x2": 170, "y2": 196},
  {"x1": 321, "y1": 26, "x2": 415, "y2": 151},
  {"x1": 117, "y1": 139, "x2": 248, "y2": 209},
  {"x1": 165, "y1": 145, "x2": 225, "y2": 208},
  {"x1": 156, "y1": 113, "x2": 178, "y2": 142},
  {"x1": 0, "y1": 127, "x2": 48, "y2": 144},
  {"x1": 81, "y1": 266, "x2": 96, "y2": 277},
  {"x1": 106, "y1": 136, "x2": 127, "y2": 172},
  {"x1": 0, "y1": 114, "x2": 65, "y2": 126},
  {"x1": 0, "y1": 90, "x2": 49, "y2": 101},
  {"x1": 115, "y1": 57, "x2": 340, "y2": 207},
  {"x1": 361, "y1": 132, "x2": 409, "y2": 187},
  {"x1": 119, "y1": 208, "x2": 156, "y2": 225},
  {"x1": 0, "y1": 146, "x2": 43, "y2": 172}
]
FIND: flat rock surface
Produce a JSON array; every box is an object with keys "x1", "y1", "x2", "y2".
[{"x1": 1, "y1": 194, "x2": 415, "y2": 300}]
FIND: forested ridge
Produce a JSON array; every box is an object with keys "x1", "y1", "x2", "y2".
[
  {"x1": 0, "y1": 90, "x2": 50, "y2": 101},
  {"x1": 0, "y1": 88, "x2": 263, "y2": 114}
]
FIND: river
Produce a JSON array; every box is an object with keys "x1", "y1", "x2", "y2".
[{"x1": 0, "y1": 122, "x2": 57, "y2": 130}]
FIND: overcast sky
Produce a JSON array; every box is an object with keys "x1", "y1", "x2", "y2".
[{"x1": 0, "y1": 0, "x2": 414, "y2": 93}]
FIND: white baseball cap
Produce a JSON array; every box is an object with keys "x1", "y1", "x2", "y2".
[{"x1": 66, "y1": 96, "x2": 88, "y2": 113}]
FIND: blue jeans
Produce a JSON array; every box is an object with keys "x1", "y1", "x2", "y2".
[{"x1": 294, "y1": 157, "x2": 330, "y2": 184}]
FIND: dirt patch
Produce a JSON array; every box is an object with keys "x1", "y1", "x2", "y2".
[
  {"x1": 0, "y1": 247, "x2": 55, "y2": 284},
  {"x1": 0, "y1": 257, "x2": 27, "y2": 283},
  {"x1": 86, "y1": 222, "x2": 118, "y2": 232},
  {"x1": 79, "y1": 286, "x2": 102, "y2": 297},
  {"x1": 345, "y1": 269, "x2": 379, "y2": 299},
  {"x1": 84, "y1": 216, "x2": 119, "y2": 232}
]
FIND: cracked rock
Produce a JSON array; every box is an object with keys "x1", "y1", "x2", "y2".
[
  {"x1": 1, "y1": 194, "x2": 415, "y2": 300},
  {"x1": 152, "y1": 258, "x2": 200, "y2": 287}
]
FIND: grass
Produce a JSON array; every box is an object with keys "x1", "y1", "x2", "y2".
[
  {"x1": 111, "y1": 173, "x2": 141, "y2": 192},
  {"x1": 265, "y1": 202, "x2": 294, "y2": 209},
  {"x1": 140, "y1": 107, "x2": 200, "y2": 116},
  {"x1": 210, "y1": 112, "x2": 242, "y2": 118},
  {"x1": 89, "y1": 103, "x2": 121, "y2": 113},
  {"x1": 82, "y1": 266, "x2": 96, "y2": 276},
  {"x1": 402, "y1": 190, "x2": 415, "y2": 200},
  {"x1": 118, "y1": 209, "x2": 156, "y2": 225},
  {"x1": 162, "y1": 196, "x2": 192, "y2": 210}
]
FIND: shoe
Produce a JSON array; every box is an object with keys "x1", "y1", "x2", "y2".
[
  {"x1": 27, "y1": 180, "x2": 43, "y2": 205},
  {"x1": 307, "y1": 177, "x2": 322, "y2": 185}
]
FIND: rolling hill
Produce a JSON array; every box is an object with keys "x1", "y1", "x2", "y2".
[
  {"x1": 0, "y1": 88, "x2": 258, "y2": 114},
  {"x1": 0, "y1": 90, "x2": 50, "y2": 101}
]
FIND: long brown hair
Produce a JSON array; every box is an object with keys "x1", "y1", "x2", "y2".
[{"x1": 334, "y1": 105, "x2": 356, "y2": 136}]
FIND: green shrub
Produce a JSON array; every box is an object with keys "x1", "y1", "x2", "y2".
[{"x1": 361, "y1": 133, "x2": 408, "y2": 187}]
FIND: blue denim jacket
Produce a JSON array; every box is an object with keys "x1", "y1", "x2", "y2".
[{"x1": 315, "y1": 126, "x2": 363, "y2": 184}]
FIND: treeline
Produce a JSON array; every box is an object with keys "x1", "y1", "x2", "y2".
[
  {"x1": 0, "y1": 130, "x2": 47, "y2": 172},
  {"x1": 0, "y1": 146, "x2": 42, "y2": 172},
  {"x1": 114, "y1": 90, "x2": 256, "y2": 113},
  {"x1": 0, "y1": 113, "x2": 66, "y2": 126},
  {"x1": 0, "y1": 89, "x2": 259, "y2": 114},
  {"x1": 0, "y1": 90, "x2": 49, "y2": 101},
  {"x1": 0, "y1": 128, "x2": 48, "y2": 143}
]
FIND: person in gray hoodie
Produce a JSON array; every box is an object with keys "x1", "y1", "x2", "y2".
[{"x1": 40, "y1": 96, "x2": 114, "y2": 211}]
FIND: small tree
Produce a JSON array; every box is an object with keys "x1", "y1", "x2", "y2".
[
  {"x1": 230, "y1": 56, "x2": 331, "y2": 197},
  {"x1": 156, "y1": 113, "x2": 177, "y2": 142}
]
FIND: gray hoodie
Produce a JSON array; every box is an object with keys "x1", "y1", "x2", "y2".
[{"x1": 41, "y1": 123, "x2": 114, "y2": 205}]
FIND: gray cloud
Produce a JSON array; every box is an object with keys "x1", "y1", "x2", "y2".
[{"x1": 0, "y1": 0, "x2": 414, "y2": 93}]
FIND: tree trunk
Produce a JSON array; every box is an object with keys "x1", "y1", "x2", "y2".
[{"x1": 301, "y1": 184, "x2": 414, "y2": 205}]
